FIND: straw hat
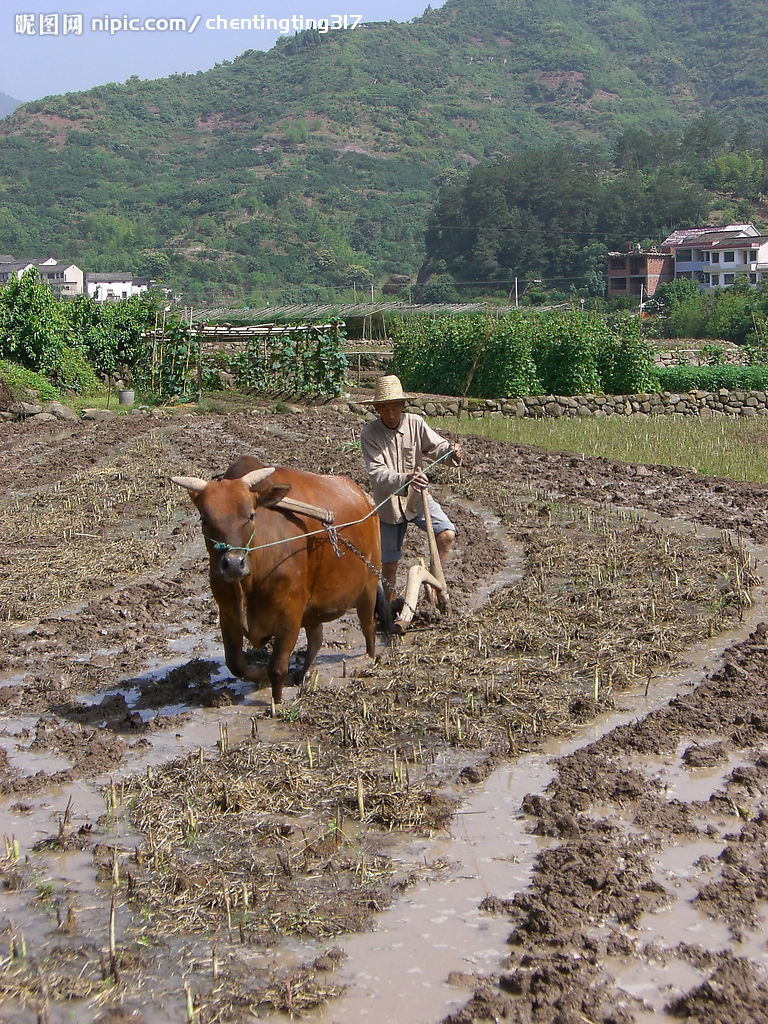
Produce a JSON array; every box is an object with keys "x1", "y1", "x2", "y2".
[{"x1": 369, "y1": 374, "x2": 414, "y2": 405}]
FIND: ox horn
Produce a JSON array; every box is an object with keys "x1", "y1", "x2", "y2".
[
  {"x1": 241, "y1": 467, "x2": 276, "y2": 489},
  {"x1": 170, "y1": 475, "x2": 209, "y2": 493}
]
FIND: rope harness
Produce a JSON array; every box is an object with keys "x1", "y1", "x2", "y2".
[
  {"x1": 203, "y1": 447, "x2": 459, "y2": 590},
  {"x1": 209, "y1": 528, "x2": 258, "y2": 555}
]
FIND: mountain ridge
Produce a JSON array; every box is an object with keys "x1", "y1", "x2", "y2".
[{"x1": 1, "y1": 0, "x2": 768, "y2": 301}]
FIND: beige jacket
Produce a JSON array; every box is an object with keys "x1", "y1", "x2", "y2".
[{"x1": 361, "y1": 411, "x2": 456, "y2": 524}]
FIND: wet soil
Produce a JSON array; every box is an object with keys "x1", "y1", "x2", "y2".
[{"x1": 0, "y1": 403, "x2": 767, "y2": 1022}]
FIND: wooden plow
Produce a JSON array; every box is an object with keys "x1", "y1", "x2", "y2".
[{"x1": 391, "y1": 488, "x2": 450, "y2": 635}]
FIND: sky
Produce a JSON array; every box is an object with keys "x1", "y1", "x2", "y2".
[{"x1": 2, "y1": 0, "x2": 444, "y2": 102}]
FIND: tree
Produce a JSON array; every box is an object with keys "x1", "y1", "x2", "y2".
[
  {"x1": 681, "y1": 114, "x2": 727, "y2": 162},
  {"x1": 655, "y1": 278, "x2": 700, "y2": 310},
  {"x1": 137, "y1": 251, "x2": 170, "y2": 281},
  {"x1": 0, "y1": 268, "x2": 69, "y2": 375},
  {"x1": 342, "y1": 263, "x2": 373, "y2": 288},
  {"x1": 421, "y1": 273, "x2": 460, "y2": 303}
]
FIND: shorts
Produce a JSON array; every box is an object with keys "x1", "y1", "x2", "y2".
[{"x1": 380, "y1": 496, "x2": 456, "y2": 564}]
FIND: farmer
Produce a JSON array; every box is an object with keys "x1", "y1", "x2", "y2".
[{"x1": 361, "y1": 374, "x2": 462, "y2": 599}]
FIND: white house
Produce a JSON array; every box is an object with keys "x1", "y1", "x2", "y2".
[
  {"x1": 661, "y1": 224, "x2": 768, "y2": 290},
  {"x1": 0, "y1": 258, "x2": 84, "y2": 296},
  {"x1": 85, "y1": 272, "x2": 149, "y2": 302}
]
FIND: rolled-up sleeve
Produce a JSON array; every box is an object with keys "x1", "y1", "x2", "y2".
[{"x1": 415, "y1": 419, "x2": 454, "y2": 464}]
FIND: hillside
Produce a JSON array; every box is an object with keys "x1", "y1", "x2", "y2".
[{"x1": 1, "y1": 0, "x2": 768, "y2": 301}]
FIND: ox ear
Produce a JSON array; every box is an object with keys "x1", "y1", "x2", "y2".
[
  {"x1": 254, "y1": 482, "x2": 292, "y2": 509},
  {"x1": 170, "y1": 475, "x2": 208, "y2": 493},
  {"x1": 242, "y1": 467, "x2": 276, "y2": 491}
]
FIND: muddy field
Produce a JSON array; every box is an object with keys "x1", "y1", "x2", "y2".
[{"x1": 1, "y1": 402, "x2": 768, "y2": 1023}]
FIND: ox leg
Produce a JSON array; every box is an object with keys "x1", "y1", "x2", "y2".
[
  {"x1": 268, "y1": 623, "x2": 303, "y2": 704},
  {"x1": 220, "y1": 613, "x2": 268, "y2": 686},
  {"x1": 356, "y1": 579, "x2": 378, "y2": 658},
  {"x1": 294, "y1": 623, "x2": 323, "y2": 684}
]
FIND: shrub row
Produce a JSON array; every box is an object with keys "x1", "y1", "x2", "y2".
[
  {"x1": 0, "y1": 268, "x2": 154, "y2": 395},
  {"x1": 390, "y1": 311, "x2": 658, "y2": 398},
  {"x1": 657, "y1": 364, "x2": 768, "y2": 392}
]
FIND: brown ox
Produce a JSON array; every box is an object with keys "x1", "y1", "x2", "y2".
[{"x1": 171, "y1": 456, "x2": 385, "y2": 702}]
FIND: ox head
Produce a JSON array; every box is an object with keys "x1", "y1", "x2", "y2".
[{"x1": 171, "y1": 467, "x2": 291, "y2": 581}]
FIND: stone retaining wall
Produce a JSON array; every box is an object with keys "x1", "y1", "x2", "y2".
[
  {"x1": 653, "y1": 340, "x2": 748, "y2": 368},
  {"x1": 6, "y1": 390, "x2": 768, "y2": 425},
  {"x1": 349, "y1": 388, "x2": 768, "y2": 420}
]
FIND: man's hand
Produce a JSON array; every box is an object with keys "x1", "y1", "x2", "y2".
[
  {"x1": 408, "y1": 470, "x2": 429, "y2": 492},
  {"x1": 451, "y1": 442, "x2": 463, "y2": 466}
]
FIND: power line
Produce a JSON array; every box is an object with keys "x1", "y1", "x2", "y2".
[{"x1": 450, "y1": 273, "x2": 603, "y2": 286}]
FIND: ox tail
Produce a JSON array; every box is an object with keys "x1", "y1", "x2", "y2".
[{"x1": 374, "y1": 583, "x2": 395, "y2": 635}]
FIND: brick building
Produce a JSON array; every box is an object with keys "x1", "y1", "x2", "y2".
[{"x1": 606, "y1": 247, "x2": 674, "y2": 300}]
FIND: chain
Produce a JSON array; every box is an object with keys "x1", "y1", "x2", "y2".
[
  {"x1": 323, "y1": 524, "x2": 342, "y2": 558},
  {"x1": 323, "y1": 524, "x2": 395, "y2": 595}
]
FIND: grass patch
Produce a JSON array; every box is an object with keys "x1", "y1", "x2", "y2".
[
  {"x1": 0, "y1": 360, "x2": 60, "y2": 401},
  {"x1": 433, "y1": 413, "x2": 768, "y2": 484}
]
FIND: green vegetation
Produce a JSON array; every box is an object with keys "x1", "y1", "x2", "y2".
[
  {"x1": 391, "y1": 310, "x2": 657, "y2": 398},
  {"x1": 0, "y1": 269, "x2": 349, "y2": 402},
  {"x1": 423, "y1": 132, "x2": 720, "y2": 301},
  {"x1": 199, "y1": 322, "x2": 349, "y2": 398},
  {"x1": 650, "y1": 279, "x2": 768, "y2": 347},
  {"x1": 0, "y1": 359, "x2": 59, "y2": 401},
  {"x1": 0, "y1": 268, "x2": 71, "y2": 380},
  {"x1": 224, "y1": 322, "x2": 348, "y2": 397},
  {"x1": 435, "y1": 412, "x2": 768, "y2": 484},
  {"x1": 658, "y1": 364, "x2": 768, "y2": 392},
  {"x1": 0, "y1": 0, "x2": 768, "y2": 301},
  {"x1": 66, "y1": 292, "x2": 157, "y2": 379},
  {"x1": 0, "y1": 269, "x2": 155, "y2": 394}
]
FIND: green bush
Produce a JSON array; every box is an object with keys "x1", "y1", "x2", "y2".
[
  {"x1": 391, "y1": 311, "x2": 658, "y2": 398},
  {"x1": 534, "y1": 311, "x2": 603, "y2": 395},
  {"x1": 598, "y1": 313, "x2": 659, "y2": 394},
  {"x1": 658, "y1": 280, "x2": 768, "y2": 344},
  {"x1": 0, "y1": 268, "x2": 69, "y2": 375},
  {"x1": 53, "y1": 345, "x2": 100, "y2": 394},
  {"x1": 472, "y1": 316, "x2": 541, "y2": 398},
  {"x1": 391, "y1": 314, "x2": 540, "y2": 398},
  {"x1": 66, "y1": 293, "x2": 157, "y2": 379},
  {"x1": 705, "y1": 289, "x2": 756, "y2": 345},
  {"x1": 0, "y1": 359, "x2": 60, "y2": 401},
  {"x1": 657, "y1": 364, "x2": 768, "y2": 391}
]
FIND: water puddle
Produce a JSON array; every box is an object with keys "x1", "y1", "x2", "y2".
[
  {"x1": 304, "y1": 751, "x2": 558, "y2": 1024},
  {"x1": 608, "y1": 954, "x2": 705, "y2": 1022}
]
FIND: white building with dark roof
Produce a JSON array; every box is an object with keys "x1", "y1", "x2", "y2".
[
  {"x1": 85, "y1": 272, "x2": 149, "y2": 302},
  {"x1": 0, "y1": 258, "x2": 83, "y2": 296},
  {"x1": 661, "y1": 223, "x2": 768, "y2": 290}
]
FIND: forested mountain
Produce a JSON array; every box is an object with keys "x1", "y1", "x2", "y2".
[
  {"x1": 1, "y1": 0, "x2": 768, "y2": 302},
  {"x1": 423, "y1": 130, "x2": 768, "y2": 299}
]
